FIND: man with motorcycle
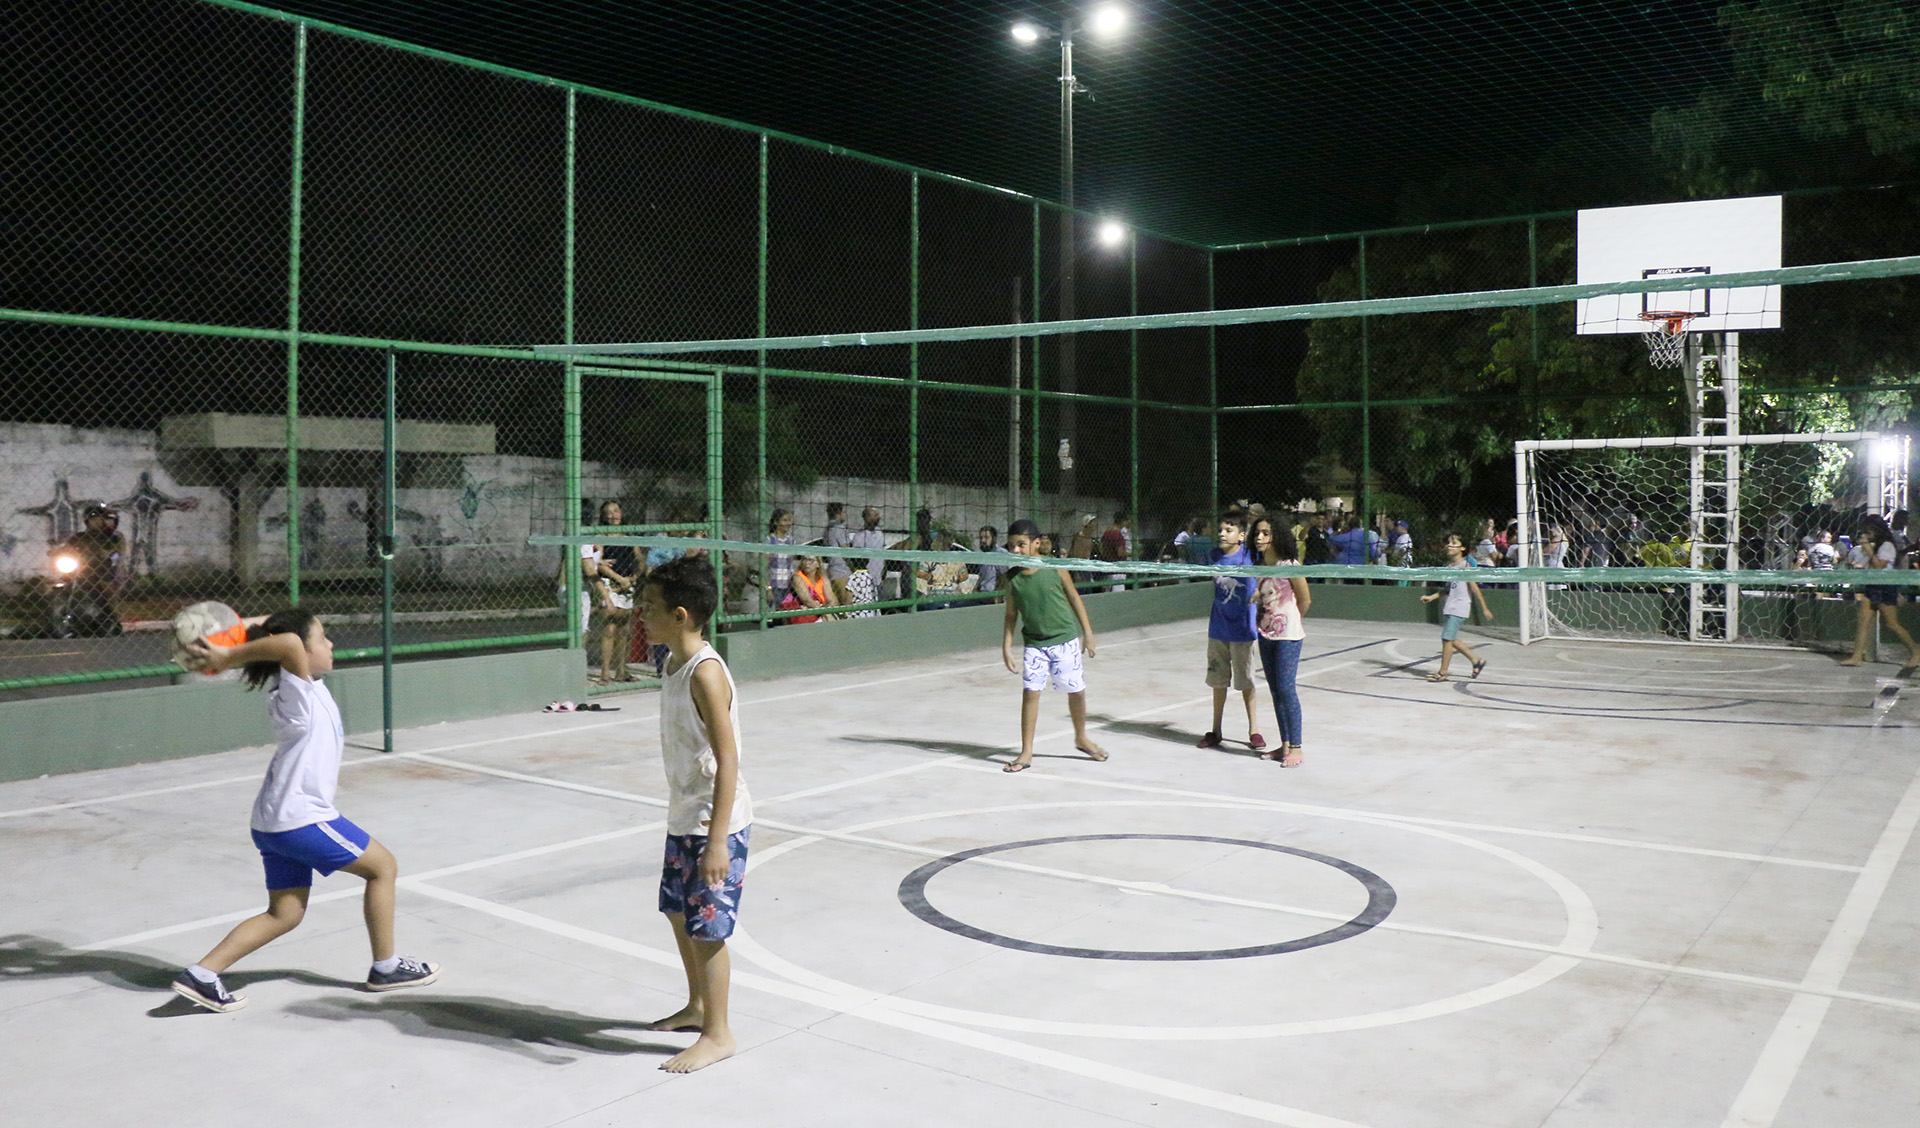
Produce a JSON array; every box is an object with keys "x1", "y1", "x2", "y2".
[{"x1": 46, "y1": 504, "x2": 127, "y2": 637}]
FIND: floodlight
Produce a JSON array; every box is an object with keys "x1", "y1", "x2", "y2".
[
  {"x1": 1011, "y1": 22, "x2": 1041, "y2": 43},
  {"x1": 1878, "y1": 436, "x2": 1907, "y2": 468},
  {"x1": 1097, "y1": 219, "x2": 1126, "y2": 246},
  {"x1": 1088, "y1": 4, "x2": 1127, "y2": 37}
]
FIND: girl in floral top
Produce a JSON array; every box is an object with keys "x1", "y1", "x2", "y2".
[{"x1": 1251, "y1": 516, "x2": 1312, "y2": 767}]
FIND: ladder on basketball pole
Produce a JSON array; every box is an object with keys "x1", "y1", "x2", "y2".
[{"x1": 1683, "y1": 333, "x2": 1740, "y2": 642}]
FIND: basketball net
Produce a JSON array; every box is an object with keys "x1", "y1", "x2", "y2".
[{"x1": 1638, "y1": 311, "x2": 1700, "y2": 368}]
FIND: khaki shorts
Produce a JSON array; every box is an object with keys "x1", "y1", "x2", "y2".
[{"x1": 1206, "y1": 638, "x2": 1255, "y2": 690}]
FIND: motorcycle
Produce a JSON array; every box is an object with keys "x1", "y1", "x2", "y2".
[
  {"x1": 12, "y1": 531, "x2": 125, "y2": 641},
  {"x1": 44, "y1": 544, "x2": 123, "y2": 638}
]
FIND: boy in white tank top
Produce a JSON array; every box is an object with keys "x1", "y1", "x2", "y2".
[{"x1": 636, "y1": 555, "x2": 751, "y2": 1073}]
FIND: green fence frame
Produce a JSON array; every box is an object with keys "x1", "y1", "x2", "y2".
[{"x1": 3, "y1": 0, "x2": 1912, "y2": 696}]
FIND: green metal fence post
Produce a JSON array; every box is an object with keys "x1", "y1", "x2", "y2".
[
  {"x1": 1031, "y1": 201, "x2": 1042, "y2": 518},
  {"x1": 909, "y1": 173, "x2": 921, "y2": 522},
  {"x1": 284, "y1": 22, "x2": 307, "y2": 604},
  {"x1": 1528, "y1": 217, "x2": 1541, "y2": 438},
  {"x1": 1129, "y1": 233, "x2": 1139, "y2": 567},
  {"x1": 708, "y1": 369, "x2": 725, "y2": 601},
  {"x1": 1208, "y1": 250, "x2": 1218, "y2": 519},
  {"x1": 757, "y1": 134, "x2": 770, "y2": 631},
  {"x1": 382, "y1": 352, "x2": 396, "y2": 752},
  {"x1": 1359, "y1": 234, "x2": 1372, "y2": 530},
  {"x1": 562, "y1": 89, "x2": 582, "y2": 653}
]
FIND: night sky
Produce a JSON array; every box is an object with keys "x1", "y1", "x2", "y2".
[{"x1": 254, "y1": 0, "x2": 1736, "y2": 245}]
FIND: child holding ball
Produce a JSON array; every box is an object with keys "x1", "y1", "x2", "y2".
[{"x1": 173, "y1": 609, "x2": 439, "y2": 1012}]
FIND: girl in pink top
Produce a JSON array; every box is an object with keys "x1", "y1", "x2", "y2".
[{"x1": 1251, "y1": 517, "x2": 1312, "y2": 767}]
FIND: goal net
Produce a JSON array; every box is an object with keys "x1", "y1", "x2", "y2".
[{"x1": 1516, "y1": 432, "x2": 1890, "y2": 649}]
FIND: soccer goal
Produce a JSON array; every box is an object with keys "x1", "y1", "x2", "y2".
[{"x1": 1514, "y1": 432, "x2": 1894, "y2": 648}]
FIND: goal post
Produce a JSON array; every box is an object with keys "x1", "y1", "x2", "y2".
[{"x1": 1515, "y1": 432, "x2": 1889, "y2": 649}]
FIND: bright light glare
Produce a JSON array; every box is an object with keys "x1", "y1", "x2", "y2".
[
  {"x1": 1010, "y1": 22, "x2": 1041, "y2": 43},
  {"x1": 1879, "y1": 438, "x2": 1907, "y2": 468},
  {"x1": 1097, "y1": 220, "x2": 1127, "y2": 246},
  {"x1": 1088, "y1": 4, "x2": 1127, "y2": 36},
  {"x1": 54, "y1": 555, "x2": 79, "y2": 574}
]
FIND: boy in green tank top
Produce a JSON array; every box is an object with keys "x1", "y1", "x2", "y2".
[{"x1": 1002, "y1": 519, "x2": 1108, "y2": 773}]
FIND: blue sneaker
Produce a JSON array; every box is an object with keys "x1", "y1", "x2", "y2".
[
  {"x1": 365, "y1": 956, "x2": 440, "y2": 992},
  {"x1": 171, "y1": 969, "x2": 246, "y2": 1013}
]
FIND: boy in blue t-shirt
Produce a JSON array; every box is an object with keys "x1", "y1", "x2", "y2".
[{"x1": 1197, "y1": 512, "x2": 1265, "y2": 751}]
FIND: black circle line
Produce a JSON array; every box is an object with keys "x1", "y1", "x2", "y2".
[{"x1": 897, "y1": 833, "x2": 1396, "y2": 962}]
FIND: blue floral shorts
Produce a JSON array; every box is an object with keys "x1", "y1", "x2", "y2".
[{"x1": 658, "y1": 827, "x2": 751, "y2": 941}]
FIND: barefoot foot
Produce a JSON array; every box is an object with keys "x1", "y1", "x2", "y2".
[
  {"x1": 1076, "y1": 742, "x2": 1108, "y2": 762},
  {"x1": 660, "y1": 1032, "x2": 736, "y2": 1073},
  {"x1": 644, "y1": 1005, "x2": 704, "y2": 1032},
  {"x1": 1839, "y1": 657, "x2": 1865, "y2": 667}
]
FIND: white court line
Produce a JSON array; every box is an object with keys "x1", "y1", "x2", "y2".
[
  {"x1": 0, "y1": 624, "x2": 1210, "y2": 821},
  {"x1": 1720, "y1": 763, "x2": 1920, "y2": 1128},
  {"x1": 399, "y1": 878, "x2": 1373, "y2": 1128},
  {"x1": 70, "y1": 757, "x2": 956, "y2": 952},
  {"x1": 0, "y1": 716, "x2": 645, "y2": 821},
  {"x1": 933, "y1": 761, "x2": 1865, "y2": 874},
  {"x1": 78, "y1": 822, "x2": 665, "y2": 951}
]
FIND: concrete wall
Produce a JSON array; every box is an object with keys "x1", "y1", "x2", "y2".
[{"x1": 0, "y1": 421, "x2": 1118, "y2": 590}]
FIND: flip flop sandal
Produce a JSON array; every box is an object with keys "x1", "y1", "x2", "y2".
[
  {"x1": 1426, "y1": 672, "x2": 1449, "y2": 683},
  {"x1": 543, "y1": 701, "x2": 575, "y2": 713},
  {"x1": 1003, "y1": 761, "x2": 1032, "y2": 773},
  {"x1": 578, "y1": 703, "x2": 620, "y2": 711}
]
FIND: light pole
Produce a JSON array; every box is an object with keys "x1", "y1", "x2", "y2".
[{"x1": 1014, "y1": 3, "x2": 1126, "y2": 514}]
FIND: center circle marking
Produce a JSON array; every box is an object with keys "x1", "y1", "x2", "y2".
[
  {"x1": 897, "y1": 832, "x2": 1396, "y2": 961},
  {"x1": 730, "y1": 799, "x2": 1599, "y2": 1040}
]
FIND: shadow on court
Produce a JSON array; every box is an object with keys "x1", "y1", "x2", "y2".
[
  {"x1": 1083, "y1": 714, "x2": 1198, "y2": 747},
  {"x1": 0, "y1": 933, "x2": 362, "y2": 1017},
  {"x1": 283, "y1": 994, "x2": 686, "y2": 1063},
  {"x1": 840, "y1": 733, "x2": 1107, "y2": 765},
  {"x1": 839, "y1": 734, "x2": 1011, "y2": 762}
]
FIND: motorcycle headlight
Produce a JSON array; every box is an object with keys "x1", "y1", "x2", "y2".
[{"x1": 54, "y1": 555, "x2": 80, "y2": 574}]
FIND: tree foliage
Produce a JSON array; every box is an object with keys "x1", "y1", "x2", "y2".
[{"x1": 1290, "y1": 0, "x2": 1917, "y2": 522}]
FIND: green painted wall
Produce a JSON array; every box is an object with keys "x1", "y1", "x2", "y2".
[
  {"x1": 0, "y1": 648, "x2": 582, "y2": 783},
  {"x1": 2, "y1": 581, "x2": 1872, "y2": 784}
]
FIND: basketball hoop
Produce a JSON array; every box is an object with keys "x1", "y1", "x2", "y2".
[{"x1": 1638, "y1": 310, "x2": 1702, "y2": 368}]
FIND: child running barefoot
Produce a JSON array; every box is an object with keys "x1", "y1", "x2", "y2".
[
  {"x1": 1002, "y1": 518, "x2": 1106, "y2": 773},
  {"x1": 1420, "y1": 533, "x2": 1493, "y2": 682},
  {"x1": 636, "y1": 556, "x2": 753, "y2": 1072},
  {"x1": 173, "y1": 609, "x2": 439, "y2": 1013}
]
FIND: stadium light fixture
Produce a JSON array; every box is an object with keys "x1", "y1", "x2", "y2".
[
  {"x1": 1089, "y1": 3, "x2": 1127, "y2": 37},
  {"x1": 1010, "y1": 21, "x2": 1044, "y2": 43},
  {"x1": 1097, "y1": 219, "x2": 1127, "y2": 247}
]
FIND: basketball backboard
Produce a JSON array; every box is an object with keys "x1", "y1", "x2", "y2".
[{"x1": 1575, "y1": 195, "x2": 1782, "y2": 334}]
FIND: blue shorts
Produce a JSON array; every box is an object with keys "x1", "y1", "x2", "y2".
[
  {"x1": 658, "y1": 828, "x2": 750, "y2": 941},
  {"x1": 1440, "y1": 614, "x2": 1467, "y2": 641},
  {"x1": 251, "y1": 816, "x2": 370, "y2": 890}
]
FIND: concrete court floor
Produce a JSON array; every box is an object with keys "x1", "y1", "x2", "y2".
[{"x1": 2, "y1": 617, "x2": 1916, "y2": 1128}]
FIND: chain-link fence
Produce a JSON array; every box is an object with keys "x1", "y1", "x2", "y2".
[
  {"x1": 5, "y1": 0, "x2": 1916, "y2": 698},
  {"x1": 0, "y1": 0, "x2": 1222, "y2": 697}
]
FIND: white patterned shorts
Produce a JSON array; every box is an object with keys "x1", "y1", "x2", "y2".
[{"x1": 1022, "y1": 637, "x2": 1086, "y2": 693}]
